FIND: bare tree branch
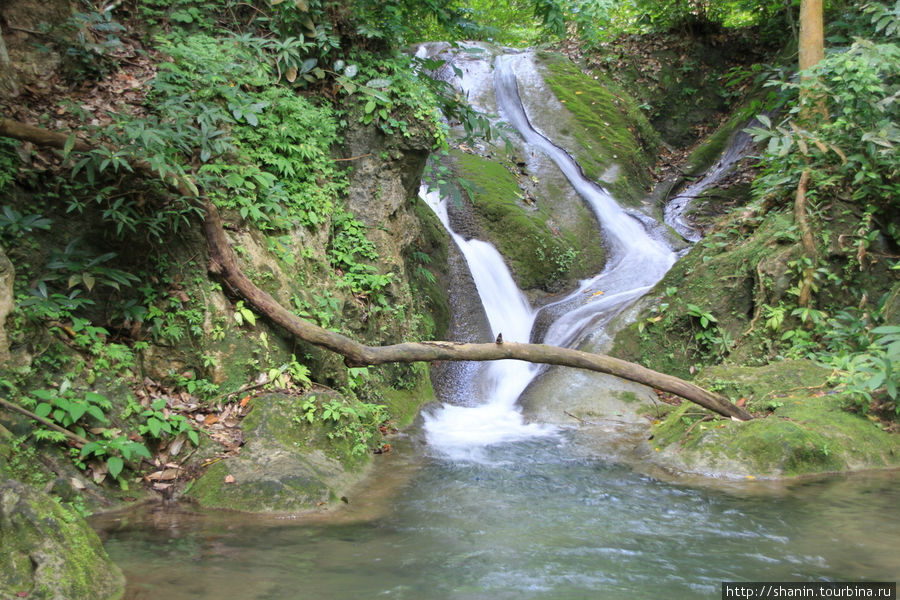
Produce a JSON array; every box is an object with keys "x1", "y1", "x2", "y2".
[{"x1": 0, "y1": 117, "x2": 754, "y2": 421}]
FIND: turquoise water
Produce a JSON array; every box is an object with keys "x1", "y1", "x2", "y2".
[{"x1": 97, "y1": 433, "x2": 899, "y2": 600}]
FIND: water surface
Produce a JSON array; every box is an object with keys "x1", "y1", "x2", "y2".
[{"x1": 98, "y1": 434, "x2": 899, "y2": 600}]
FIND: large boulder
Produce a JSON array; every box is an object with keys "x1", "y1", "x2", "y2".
[
  {"x1": 0, "y1": 479, "x2": 124, "y2": 600},
  {"x1": 186, "y1": 392, "x2": 371, "y2": 514}
]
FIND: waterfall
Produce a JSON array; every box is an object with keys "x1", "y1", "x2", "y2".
[
  {"x1": 420, "y1": 189, "x2": 556, "y2": 461},
  {"x1": 422, "y1": 49, "x2": 676, "y2": 461}
]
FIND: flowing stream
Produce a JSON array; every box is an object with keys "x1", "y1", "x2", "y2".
[{"x1": 96, "y1": 49, "x2": 900, "y2": 598}]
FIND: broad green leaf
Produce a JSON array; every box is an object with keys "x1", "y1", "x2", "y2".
[
  {"x1": 81, "y1": 441, "x2": 101, "y2": 458},
  {"x1": 33, "y1": 389, "x2": 56, "y2": 401},
  {"x1": 86, "y1": 404, "x2": 107, "y2": 423},
  {"x1": 148, "y1": 417, "x2": 163, "y2": 438},
  {"x1": 107, "y1": 456, "x2": 124, "y2": 480},
  {"x1": 67, "y1": 402, "x2": 87, "y2": 422}
]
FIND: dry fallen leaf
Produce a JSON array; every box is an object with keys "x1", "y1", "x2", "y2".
[{"x1": 224, "y1": 474, "x2": 236, "y2": 484}]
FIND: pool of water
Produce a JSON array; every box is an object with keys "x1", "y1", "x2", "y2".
[{"x1": 97, "y1": 431, "x2": 899, "y2": 600}]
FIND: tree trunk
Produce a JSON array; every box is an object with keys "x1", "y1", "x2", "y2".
[
  {"x1": 794, "y1": 169, "x2": 817, "y2": 308},
  {"x1": 0, "y1": 117, "x2": 754, "y2": 422},
  {"x1": 798, "y1": 0, "x2": 824, "y2": 72}
]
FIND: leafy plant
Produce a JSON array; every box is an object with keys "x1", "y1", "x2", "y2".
[
  {"x1": 0, "y1": 206, "x2": 52, "y2": 237},
  {"x1": 293, "y1": 393, "x2": 389, "y2": 455},
  {"x1": 135, "y1": 398, "x2": 200, "y2": 445},
  {"x1": 79, "y1": 435, "x2": 152, "y2": 487}
]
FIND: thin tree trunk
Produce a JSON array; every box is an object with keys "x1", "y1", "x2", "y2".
[
  {"x1": 0, "y1": 118, "x2": 754, "y2": 421},
  {"x1": 794, "y1": 169, "x2": 817, "y2": 308},
  {"x1": 798, "y1": 0, "x2": 824, "y2": 72}
]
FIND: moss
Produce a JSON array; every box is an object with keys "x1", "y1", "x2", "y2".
[
  {"x1": 451, "y1": 150, "x2": 586, "y2": 291},
  {"x1": 380, "y1": 366, "x2": 437, "y2": 427},
  {"x1": 696, "y1": 360, "x2": 831, "y2": 405},
  {"x1": 650, "y1": 361, "x2": 900, "y2": 478},
  {"x1": 538, "y1": 53, "x2": 658, "y2": 205},
  {"x1": 0, "y1": 480, "x2": 124, "y2": 600}
]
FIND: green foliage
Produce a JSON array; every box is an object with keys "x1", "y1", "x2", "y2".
[
  {"x1": 339, "y1": 52, "x2": 447, "y2": 145},
  {"x1": 133, "y1": 398, "x2": 200, "y2": 445},
  {"x1": 26, "y1": 388, "x2": 110, "y2": 435},
  {"x1": 0, "y1": 207, "x2": 52, "y2": 238},
  {"x1": 16, "y1": 387, "x2": 153, "y2": 487},
  {"x1": 637, "y1": 288, "x2": 732, "y2": 364},
  {"x1": 747, "y1": 36, "x2": 900, "y2": 251},
  {"x1": 293, "y1": 393, "x2": 388, "y2": 456},
  {"x1": 328, "y1": 210, "x2": 394, "y2": 298},
  {"x1": 0, "y1": 140, "x2": 19, "y2": 191},
  {"x1": 232, "y1": 300, "x2": 258, "y2": 328},
  {"x1": 837, "y1": 325, "x2": 900, "y2": 410},
  {"x1": 37, "y1": 4, "x2": 125, "y2": 83},
  {"x1": 202, "y1": 84, "x2": 346, "y2": 230}
]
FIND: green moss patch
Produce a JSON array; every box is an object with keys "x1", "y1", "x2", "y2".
[
  {"x1": 650, "y1": 360, "x2": 900, "y2": 478},
  {"x1": 538, "y1": 53, "x2": 659, "y2": 205},
  {"x1": 0, "y1": 480, "x2": 124, "y2": 600},
  {"x1": 451, "y1": 149, "x2": 587, "y2": 291}
]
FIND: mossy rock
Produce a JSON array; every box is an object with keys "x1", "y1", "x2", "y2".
[
  {"x1": 0, "y1": 479, "x2": 124, "y2": 600},
  {"x1": 610, "y1": 211, "x2": 797, "y2": 377},
  {"x1": 535, "y1": 53, "x2": 659, "y2": 205},
  {"x1": 450, "y1": 150, "x2": 593, "y2": 292},
  {"x1": 186, "y1": 392, "x2": 374, "y2": 513},
  {"x1": 696, "y1": 359, "x2": 830, "y2": 406},
  {"x1": 648, "y1": 361, "x2": 900, "y2": 478}
]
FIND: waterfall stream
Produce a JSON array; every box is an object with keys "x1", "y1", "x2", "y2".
[
  {"x1": 420, "y1": 188, "x2": 553, "y2": 460},
  {"x1": 421, "y1": 50, "x2": 675, "y2": 460}
]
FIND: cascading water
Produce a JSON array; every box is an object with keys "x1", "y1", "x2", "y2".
[
  {"x1": 493, "y1": 52, "x2": 675, "y2": 350},
  {"x1": 97, "y1": 47, "x2": 900, "y2": 600},
  {"x1": 664, "y1": 126, "x2": 756, "y2": 242},
  {"x1": 422, "y1": 50, "x2": 675, "y2": 459},
  {"x1": 420, "y1": 189, "x2": 555, "y2": 460}
]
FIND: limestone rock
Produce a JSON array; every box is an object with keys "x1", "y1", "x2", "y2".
[
  {"x1": 187, "y1": 392, "x2": 367, "y2": 513},
  {"x1": 0, "y1": 479, "x2": 124, "y2": 600}
]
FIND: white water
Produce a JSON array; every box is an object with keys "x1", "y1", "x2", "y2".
[
  {"x1": 664, "y1": 127, "x2": 756, "y2": 241},
  {"x1": 421, "y1": 189, "x2": 555, "y2": 460},
  {"x1": 421, "y1": 50, "x2": 677, "y2": 461}
]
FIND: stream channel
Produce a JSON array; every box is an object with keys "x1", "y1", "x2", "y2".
[{"x1": 94, "y1": 47, "x2": 900, "y2": 599}]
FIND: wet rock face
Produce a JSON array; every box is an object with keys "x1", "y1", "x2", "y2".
[
  {"x1": 0, "y1": 479, "x2": 125, "y2": 600},
  {"x1": 0, "y1": 0, "x2": 73, "y2": 98},
  {"x1": 342, "y1": 120, "x2": 432, "y2": 266}
]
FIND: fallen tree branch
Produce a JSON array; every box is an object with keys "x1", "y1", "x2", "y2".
[
  {"x1": 0, "y1": 117, "x2": 754, "y2": 422},
  {"x1": 0, "y1": 396, "x2": 89, "y2": 447}
]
